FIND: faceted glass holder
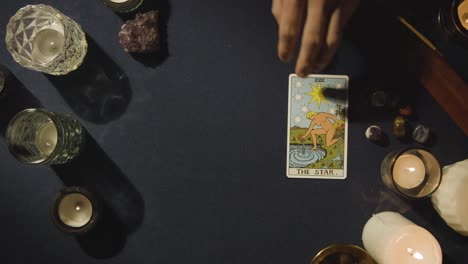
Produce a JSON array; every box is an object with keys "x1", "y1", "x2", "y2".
[
  {"x1": 6, "y1": 108, "x2": 85, "y2": 165},
  {"x1": 5, "y1": 4, "x2": 87, "y2": 75}
]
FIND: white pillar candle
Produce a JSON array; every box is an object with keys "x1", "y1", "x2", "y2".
[
  {"x1": 431, "y1": 159, "x2": 468, "y2": 235},
  {"x1": 362, "y1": 212, "x2": 442, "y2": 264},
  {"x1": 35, "y1": 121, "x2": 58, "y2": 155},
  {"x1": 58, "y1": 193, "x2": 93, "y2": 228},
  {"x1": 31, "y1": 28, "x2": 65, "y2": 64},
  {"x1": 393, "y1": 154, "x2": 426, "y2": 189}
]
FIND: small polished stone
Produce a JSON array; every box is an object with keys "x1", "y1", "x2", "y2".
[
  {"x1": 393, "y1": 116, "x2": 406, "y2": 138},
  {"x1": 399, "y1": 105, "x2": 413, "y2": 116},
  {"x1": 412, "y1": 125, "x2": 430, "y2": 143},
  {"x1": 365, "y1": 125, "x2": 383, "y2": 141}
]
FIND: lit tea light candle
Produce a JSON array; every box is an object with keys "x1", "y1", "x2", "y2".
[
  {"x1": 102, "y1": 0, "x2": 144, "y2": 13},
  {"x1": 7, "y1": 109, "x2": 84, "y2": 165},
  {"x1": 52, "y1": 187, "x2": 99, "y2": 234},
  {"x1": 381, "y1": 148, "x2": 441, "y2": 199},
  {"x1": 393, "y1": 154, "x2": 426, "y2": 189},
  {"x1": 362, "y1": 212, "x2": 442, "y2": 264},
  {"x1": 458, "y1": 0, "x2": 468, "y2": 30},
  {"x1": 31, "y1": 28, "x2": 65, "y2": 64},
  {"x1": 35, "y1": 121, "x2": 57, "y2": 155},
  {"x1": 58, "y1": 193, "x2": 93, "y2": 228}
]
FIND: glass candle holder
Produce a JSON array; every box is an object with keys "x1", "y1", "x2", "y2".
[
  {"x1": 51, "y1": 186, "x2": 99, "y2": 234},
  {"x1": 0, "y1": 65, "x2": 9, "y2": 96},
  {"x1": 439, "y1": 0, "x2": 468, "y2": 42},
  {"x1": 102, "y1": 0, "x2": 144, "y2": 13},
  {"x1": 311, "y1": 244, "x2": 376, "y2": 264},
  {"x1": 6, "y1": 108, "x2": 84, "y2": 165},
  {"x1": 5, "y1": 4, "x2": 87, "y2": 75},
  {"x1": 381, "y1": 148, "x2": 442, "y2": 199}
]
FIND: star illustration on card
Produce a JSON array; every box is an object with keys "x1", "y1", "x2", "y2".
[
  {"x1": 296, "y1": 81, "x2": 303, "y2": 88},
  {"x1": 301, "y1": 106, "x2": 308, "y2": 113},
  {"x1": 294, "y1": 116, "x2": 301, "y2": 123},
  {"x1": 336, "y1": 83, "x2": 343, "y2": 89},
  {"x1": 295, "y1": 94, "x2": 302, "y2": 101},
  {"x1": 307, "y1": 82, "x2": 329, "y2": 108}
]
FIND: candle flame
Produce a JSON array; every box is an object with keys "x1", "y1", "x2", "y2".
[
  {"x1": 408, "y1": 167, "x2": 416, "y2": 172},
  {"x1": 407, "y1": 248, "x2": 424, "y2": 260},
  {"x1": 75, "y1": 206, "x2": 81, "y2": 211}
]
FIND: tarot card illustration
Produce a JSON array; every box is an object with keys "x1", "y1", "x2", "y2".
[{"x1": 287, "y1": 74, "x2": 349, "y2": 179}]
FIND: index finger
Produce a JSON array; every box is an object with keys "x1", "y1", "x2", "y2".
[{"x1": 295, "y1": 0, "x2": 330, "y2": 77}]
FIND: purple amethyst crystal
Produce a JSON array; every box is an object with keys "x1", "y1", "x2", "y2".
[{"x1": 119, "y1": 10, "x2": 160, "y2": 53}]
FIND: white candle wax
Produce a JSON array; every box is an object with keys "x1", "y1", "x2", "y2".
[
  {"x1": 362, "y1": 212, "x2": 442, "y2": 264},
  {"x1": 31, "y1": 28, "x2": 65, "y2": 64},
  {"x1": 393, "y1": 154, "x2": 426, "y2": 189},
  {"x1": 431, "y1": 159, "x2": 468, "y2": 235},
  {"x1": 35, "y1": 121, "x2": 58, "y2": 155},
  {"x1": 58, "y1": 193, "x2": 93, "y2": 228},
  {"x1": 110, "y1": 0, "x2": 130, "y2": 3}
]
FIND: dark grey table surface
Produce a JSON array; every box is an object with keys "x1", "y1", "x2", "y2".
[{"x1": 0, "y1": 0, "x2": 467, "y2": 263}]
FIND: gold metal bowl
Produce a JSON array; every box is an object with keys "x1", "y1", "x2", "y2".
[{"x1": 311, "y1": 244, "x2": 376, "y2": 264}]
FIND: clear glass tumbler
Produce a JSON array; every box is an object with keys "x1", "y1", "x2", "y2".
[
  {"x1": 6, "y1": 109, "x2": 84, "y2": 165},
  {"x1": 5, "y1": 4, "x2": 87, "y2": 75},
  {"x1": 381, "y1": 148, "x2": 442, "y2": 199}
]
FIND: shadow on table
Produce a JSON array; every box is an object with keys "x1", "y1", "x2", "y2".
[
  {"x1": 118, "y1": 0, "x2": 171, "y2": 68},
  {"x1": 347, "y1": 74, "x2": 418, "y2": 122},
  {"x1": 46, "y1": 36, "x2": 131, "y2": 124},
  {"x1": 52, "y1": 131, "x2": 145, "y2": 259},
  {"x1": 0, "y1": 74, "x2": 42, "y2": 137}
]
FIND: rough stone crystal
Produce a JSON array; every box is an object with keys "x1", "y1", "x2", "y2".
[{"x1": 119, "y1": 10, "x2": 160, "y2": 53}]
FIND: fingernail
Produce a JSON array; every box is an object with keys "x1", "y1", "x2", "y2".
[{"x1": 298, "y1": 69, "x2": 307, "y2": 77}]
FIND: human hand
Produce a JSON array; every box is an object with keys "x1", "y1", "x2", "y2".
[{"x1": 272, "y1": 0, "x2": 360, "y2": 77}]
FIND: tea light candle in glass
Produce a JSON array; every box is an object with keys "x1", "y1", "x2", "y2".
[
  {"x1": 6, "y1": 108, "x2": 84, "y2": 165},
  {"x1": 439, "y1": 0, "x2": 468, "y2": 41},
  {"x1": 381, "y1": 148, "x2": 442, "y2": 199},
  {"x1": 102, "y1": 0, "x2": 144, "y2": 13},
  {"x1": 5, "y1": 5, "x2": 87, "y2": 75},
  {"x1": 51, "y1": 187, "x2": 99, "y2": 234}
]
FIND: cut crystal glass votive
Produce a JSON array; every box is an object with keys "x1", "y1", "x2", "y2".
[{"x1": 5, "y1": 5, "x2": 87, "y2": 75}]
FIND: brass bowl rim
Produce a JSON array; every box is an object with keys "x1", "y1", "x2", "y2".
[{"x1": 311, "y1": 244, "x2": 376, "y2": 264}]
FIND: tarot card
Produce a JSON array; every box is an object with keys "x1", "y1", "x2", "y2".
[{"x1": 287, "y1": 74, "x2": 349, "y2": 179}]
